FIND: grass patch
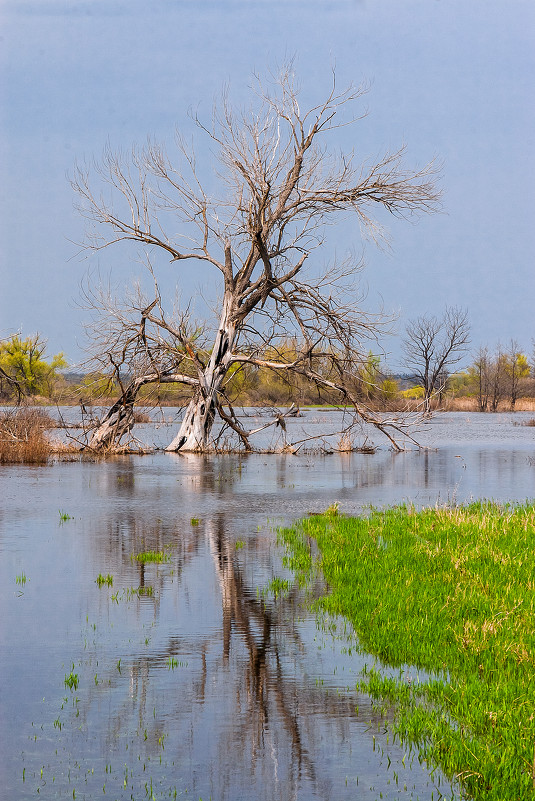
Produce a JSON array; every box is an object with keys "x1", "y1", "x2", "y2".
[
  {"x1": 0, "y1": 407, "x2": 54, "y2": 464},
  {"x1": 133, "y1": 550, "x2": 169, "y2": 563},
  {"x1": 95, "y1": 573, "x2": 113, "y2": 587},
  {"x1": 278, "y1": 502, "x2": 535, "y2": 800}
]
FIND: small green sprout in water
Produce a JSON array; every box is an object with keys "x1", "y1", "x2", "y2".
[
  {"x1": 123, "y1": 585, "x2": 154, "y2": 600},
  {"x1": 133, "y1": 550, "x2": 169, "y2": 563},
  {"x1": 235, "y1": 540, "x2": 245, "y2": 550},
  {"x1": 167, "y1": 656, "x2": 187, "y2": 669},
  {"x1": 190, "y1": 517, "x2": 199, "y2": 526},
  {"x1": 266, "y1": 577, "x2": 291, "y2": 599},
  {"x1": 58, "y1": 510, "x2": 73, "y2": 522},
  {"x1": 96, "y1": 573, "x2": 113, "y2": 587},
  {"x1": 64, "y1": 667, "x2": 79, "y2": 691},
  {"x1": 15, "y1": 572, "x2": 27, "y2": 586}
]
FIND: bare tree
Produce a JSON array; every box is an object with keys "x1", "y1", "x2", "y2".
[
  {"x1": 504, "y1": 340, "x2": 530, "y2": 410},
  {"x1": 469, "y1": 342, "x2": 528, "y2": 412},
  {"x1": 402, "y1": 306, "x2": 470, "y2": 414},
  {"x1": 471, "y1": 346, "x2": 491, "y2": 412},
  {"x1": 73, "y1": 68, "x2": 441, "y2": 452}
]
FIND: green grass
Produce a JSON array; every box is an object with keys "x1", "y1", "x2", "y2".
[
  {"x1": 95, "y1": 573, "x2": 113, "y2": 587},
  {"x1": 278, "y1": 502, "x2": 535, "y2": 801}
]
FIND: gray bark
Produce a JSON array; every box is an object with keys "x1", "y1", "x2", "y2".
[
  {"x1": 87, "y1": 387, "x2": 136, "y2": 450},
  {"x1": 166, "y1": 295, "x2": 236, "y2": 452}
]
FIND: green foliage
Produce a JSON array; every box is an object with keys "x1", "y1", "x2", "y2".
[
  {"x1": 359, "y1": 351, "x2": 381, "y2": 399},
  {"x1": 505, "y1": 351, "x2": 530, "y2": 380},
  {"x1": 400, "y1": 385, "x2": 424, "y2": 399},
  {"x1": 0, "y1": 334, "x2": 67, "y2": 398},
  {"x1": 279, "y1": 503, "x2": 535, "y2": 800},
  {"x1": 380, "y1": 378, "x2": 398, "y2": 400}
]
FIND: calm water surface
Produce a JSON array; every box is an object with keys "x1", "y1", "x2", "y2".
[{"x1": 1, "y1": 411, "x2": 534, "y2": 800}]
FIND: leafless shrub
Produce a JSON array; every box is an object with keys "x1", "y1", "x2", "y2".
[{"x1": 0, "y1": 408, "x2": 54, "y2": 464}]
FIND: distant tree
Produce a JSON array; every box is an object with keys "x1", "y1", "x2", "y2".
[
  {"x1": 469, "y1": 347, "x2": 491, "y2": 412},
  {"x1": 380, "y1": 377, "x2": 399, "y2": 402},
  {"x1": 358, "y1": 352, "x2": 381, "y2": 400},
  {"x1": 73, "y1": 67, "x2": 440, "y2": 452},
  {"x1": 402, "y1": 307, "x2": 470, "y2": 414},
  {"x1": 467, "y1": 345, "x2": 523, "y2": 412},
  {"x1": 0, "y1": 334, "x2": 67, "y2": 399},
  {"x1": 488, "y1": 348, "x2": 508, "y2": 412},
  {"x1": 505, "y1": 340, "x2": 530, "y2": 410}
]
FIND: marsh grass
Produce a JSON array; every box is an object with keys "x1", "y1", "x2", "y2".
[
  {"x1": 279, "y1": 502, "x2": 535, "y2": 800},
  {"x1": 0, "y1": 407, "x2": 54, "y2": 464}
]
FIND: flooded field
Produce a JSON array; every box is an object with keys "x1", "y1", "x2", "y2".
[{"x1": 1, "y1": 411, "x2": 534, "y2": 799}]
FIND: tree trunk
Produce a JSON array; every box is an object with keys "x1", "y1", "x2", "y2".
[
  {"x1": 87, "y1": 393, "x2": 136, "y2": 450},
  {"x1": 165, "y1": 389, "x2": 218, "y2": 452},
  {"x1": 166, "y1": 294, "x2": 236, "y2": 453}
]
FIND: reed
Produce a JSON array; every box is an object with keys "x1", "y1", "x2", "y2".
[{"x1": 279, "y1": 502, "x2": 535, "y2": 800}]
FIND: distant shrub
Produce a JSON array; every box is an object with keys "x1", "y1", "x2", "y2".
[
  {"x1": 133, "y1": 409, "x2": 152, "y2": 423},
  {"x1": 401, "y1": 385, "x2": 425, "y2": 399}
]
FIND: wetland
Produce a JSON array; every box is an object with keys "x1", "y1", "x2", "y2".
[{"x1": 1, "y1": 410, "x2": 535, "y2": 800}]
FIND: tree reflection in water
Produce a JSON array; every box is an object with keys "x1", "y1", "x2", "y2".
[
  {"x1": 63, "y1": 505, "x2": 452, "y2": 801},
  {"x1": 4, "y1": 452, "x2": 463, "y2": 800}
]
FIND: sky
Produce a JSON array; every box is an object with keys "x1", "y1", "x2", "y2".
[{"x1": 0, "y1": 0, "x2": 534, "y2": 371}]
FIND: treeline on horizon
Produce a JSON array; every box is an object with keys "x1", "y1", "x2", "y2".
[{"x1": 2, "y1": 331, "x2": 535, "y2": 413}]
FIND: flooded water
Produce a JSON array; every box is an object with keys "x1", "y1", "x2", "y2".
[{"x1": 1, "y1": 411, "x2": 534, "y2": 800}]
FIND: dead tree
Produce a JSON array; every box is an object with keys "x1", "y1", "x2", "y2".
[
  {"x1": 73, "y1": 68, "x2": 440, "y2": 452},
  {"x1": 402, "y1": 306, "x2": 470, "y2": 415}
]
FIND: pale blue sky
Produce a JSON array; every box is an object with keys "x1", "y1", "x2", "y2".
[{"x1": 1, "y1": 0, "x2": 533, "y2": 369}]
